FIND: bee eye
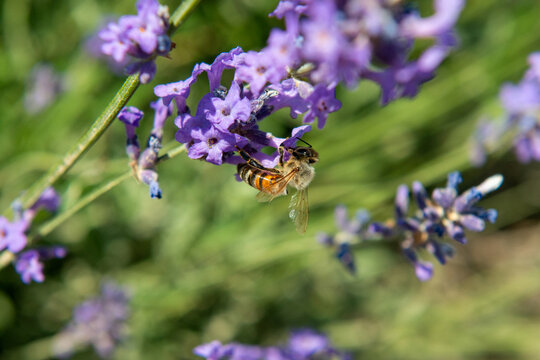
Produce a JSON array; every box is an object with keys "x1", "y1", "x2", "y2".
[{"x1": 297, "y1": 149, "x2": 308, "y2": 156}]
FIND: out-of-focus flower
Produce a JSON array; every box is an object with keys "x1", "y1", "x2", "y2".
[
  {"x1": 319, "y1": 172, "x2": 503, "y2": 281},
  {"x1": 97, "y1": 0, "x2": 171, "y2": 83},
  {"x1": 54, "y1": 283, "x2": 130, "y2": 359},
  {"x1": 15, "y1": 247, "x2": 67, "y2": 284},
  {"x1": 153, "y1": 0, "x2": 463, "y2": 169},
  {"x1": 117, "y1": 101, "x2": 174, "y2": 198},
  {"x1": 317, "y1": 205, "x2": 371, "y2": 274},
  {"x1": 0, "y1": 217, "x2": 29, "y2": 253},
  {"x1": 473, "y1": 52, "x2": 540, "y2": 164},
  {"x1": 194, "y1": 328, "x2": 350, "y2": 360},
  {"x1": 24, "y1": 63, "x2": 66, "y2": 115},
  {"x1": 0, "y1": 188, "x2": 64, "y2": 284}
]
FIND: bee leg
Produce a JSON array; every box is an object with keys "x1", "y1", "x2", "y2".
[
  {"x1": 235, "y1": 146, "x2": 270, "y2": 171},
  {"x1": 278, "y1": 146, "x2": 285, "y2": 167}
]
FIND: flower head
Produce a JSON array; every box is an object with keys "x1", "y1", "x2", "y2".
[
  {"x1": 15, "y1": 247, "x2": 67, "y2": 284},
  {"x1": 54, "y1": 283, "x2": 130, "y2": 359},
  {"x1": 194, "y1": 328, "x2": 349, "y2": 360},
  {"x1": 320, "y1": 172, "x2": 503, "y2": 281},
  {"x1": 0, "y1": 217, "x2": 29, "y2": 253},
  {"x1": 97, "y1": 0, "x2": 170, "y2": 83}
]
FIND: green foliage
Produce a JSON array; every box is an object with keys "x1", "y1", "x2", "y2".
[{"x1": 1, "y1": 0, "x2": 540, "y2": 359}]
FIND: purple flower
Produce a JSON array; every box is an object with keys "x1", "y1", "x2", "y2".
[
  {"x1": 15, "y1": 250, "x2": 44, "y2": 283},
  {"x1": 336, "y1": 243, "x2": 356, "y2": 274},
  {"x1": 288, "y1": 329, "x2": 330, "y2": 357},
  {"x1": 97, "y1": 0, "x2": 170, "y2": 83},
  {"x1": 474, "y1": 50, "x2": 540, "y2": 164},
  {"x1": 154, "y1": 47, "x2": 243, "y2": 108},
  {"x1": 267, "y1": 79, "x2": 311, "y2": 119},
  {"x1": 150, "y1": 98, "x2": 174, "y2": 139},
  {"x1": 0, "y1": 217, "x2": 29, "y2": 253},
  {"x1": 207, "y1": 82, "x2": 251, "y2": 132},
  {"x1": 265, "y1": 28, "x2": 300, "y2": 71},
  {"x1": 403, "y1": 248, "x2": 434, "y2": 282},
  {"x1": 24, "y1": 63, "x2": 66, "y2": 115},
  {"x1": 154, "y1": 64, "x2": 205, "y2": 108},
  {"x1": 231, "y1": 50, "x2": 288, "y2": 97},
  {"x1": 193, "y1": 341, "x2": 233, "y2": 360},
  {"x1": 201, "y1": 47, "x2": 244, "y2": 91},
  {"x1": 500, "y1": 80, "x2": 540, "y2": 115},
  {"x1": 118, "y1": 106, "x2": 144, "y2": 162},
  {"x1": 194, "y1": 328, "x2": 349, "y2": 360},
  {"x1": 400, "y1": 0, "x2": 465, "y2": 38},
  {"x1": 303, "y1": 84, "x2": 341, "y2": 129},
  {"x1": 318, "y1": 172, "x2": 503, "y2": 281},
  {"x1": 54, "y1": 283, "x2": 130, "y2": 359},
  {"x1": 118, "y1": 106, "x2": 144, "y2": 127},
  {"x1": 188, "y1": 126, "x2": 236, "y2": 165},
  {"x1": 15, "y1": 247, "x2": 67, "y2": 284},
  {"x1": 31, "y1": 187, "x2": 61, "y2": 213},
  {"x1": 126, "y1": 60, "x2": 157, "y2": 84}
]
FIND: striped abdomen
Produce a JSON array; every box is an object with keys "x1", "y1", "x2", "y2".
[{"x1": 237, "y1": 163, "x2": 283, "y2": 193}]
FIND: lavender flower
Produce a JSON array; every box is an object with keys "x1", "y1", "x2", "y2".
[
  {"x1": 24, "y1": 63, "x2": 66, "y2": 114},
  {"x1": 319, "y1": 172, "x2": 503, "y2": 281},
  {"x1": 0, "y1": 216, "x2": 29, "y2": 253},
  {"x1": 15, "y1": 247, "x2": 67, "y2": 284},
  {"x1": 268, "y1": 0, "x2": 464, "y2": 103},
  {"x1": 117, "y1": 101, "x2": 173, "y2": 198},
  {"x1": 194, "y1": 328, "x2": 349, "y2": 360},
  {"x1": 97, "y1": 0, "x2": 171, "y2": 83},
  {"x1": 0, "y1": 187, "x2": 61, "y2": 254},
  {"x1": 152, "y1": 0, "x2": 464, "y2": 173},
  {"x1": 0, "y1": 188, "x2": 64, "y2": 283},
  {"x1": 54, "y1": 283, "x2": 130, "y2": 358},
  {"x1": 317, "y1": 205, "x2": 371, "y2": 274},
  {"x1": 473, "y1": 52, "x2": 540, "y2": 164},
  {"x1": 118, "y1": 106, "x2": 144, "y2": 163}
]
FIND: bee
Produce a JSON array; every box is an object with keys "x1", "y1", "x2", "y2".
[{"x1": 236, "y1": 139, "x2": 319, "y2": 234}]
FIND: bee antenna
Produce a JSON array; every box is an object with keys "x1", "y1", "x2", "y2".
[{"x1": 295, "y1": 137, "x2": 312, "y2": 148}]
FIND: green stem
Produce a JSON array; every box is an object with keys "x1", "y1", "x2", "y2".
[
  {"x1": 11, "y1": 0, "x2": 203, "y2": 214},
  {"x1": 170, "y1": 0, "x2": 202, "y2": 29},
  {"x1": 16, "y1": 74, "x2": 140, "y2": 211},
  {"x1": 0, "y1": 145, "x2": 186, "y2": 270},
  {"x1": 37, "y1": 172, "x2": 133, "y2": 238}
]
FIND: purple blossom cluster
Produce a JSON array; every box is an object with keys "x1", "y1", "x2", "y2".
[
  {"x1": 194, "y1": 328, "x2": 350, "y2": 360},
  {"x1": 472, "y1": 52, "x2": 540, "y2": 164},
  {"x1": 270, "y1": 0, "x2": 464, "y2": 104},
  {"x1": 317, "y1": 172, "x2": 503, "y2": 281},
  {"x1": 149, "y1": 0, "x2": 464, "y2": 168},
  {"x1": 118, "y1": 101, "x2": 173, "y2": 198},
  {"x1": 97, "y1": 0, "x2": 171, "y2": 83},
  {"x1": 0, "y1": 188, "x2": 66, "y2": 284},
  {"x1": 54, "y1": 283, "x2": 130, "y2": 359},
  {"x1": 154, "y1": 47, "x2": 321, "y2": 168}
]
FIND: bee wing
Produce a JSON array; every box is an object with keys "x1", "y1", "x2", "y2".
[
  {"x1": 256, "y1": 191, "x2": 276, "y2": 202},
  {"x1": 256, "y1": 168, "x2": 298, "y2": 203},
  {"x1": 289, "y1": 188, "x2": 309, "y2": 234}
]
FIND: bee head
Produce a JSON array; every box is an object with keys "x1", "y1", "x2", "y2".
[{"x1": 290, "y1": 146, "x2": 319, "y2": 163}]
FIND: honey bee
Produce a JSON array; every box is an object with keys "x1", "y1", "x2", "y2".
[{"x1": 236, "y1": 139, "x2": 319, "y2": 234}]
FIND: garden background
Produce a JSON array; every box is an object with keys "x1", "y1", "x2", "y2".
[{"x1": 1, "y1": 0, "x2": 540, "y2": 359}]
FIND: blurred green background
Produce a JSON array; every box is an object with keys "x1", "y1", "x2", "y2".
[{"x1": 1, "y1": 0, "x2": 540, "y2": 359}]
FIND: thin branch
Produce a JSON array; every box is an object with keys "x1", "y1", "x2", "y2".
[
  {"x1": 0, "y1": 145, "x2": 186, "y2": 269},
  {"x1": 8, "y1": 0, "x2": 204, "y2": 215},
  {"x1": 170, "y1": 0, "x2": 202, "y2": 29},
  {"x1": 17, "y1": 74, "x2": 140, "y2": 211}
]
